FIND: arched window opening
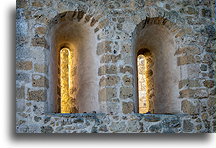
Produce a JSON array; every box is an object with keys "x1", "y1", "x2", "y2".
[
  {"x1": 137, "y1": 49, "x2": 154, "y2": 114},
  {"x1": 133, "y1": 17, "x2": 181, "y2": 114},
  {"x1": 48, "y1": 11, "x2": 100, "y2": 114}
]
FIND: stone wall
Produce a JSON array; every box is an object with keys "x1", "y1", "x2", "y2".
[{"x1": 16, "y1": 0, "x2": 215, "y2": 133}]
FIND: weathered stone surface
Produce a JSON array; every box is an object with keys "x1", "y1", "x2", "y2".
[
  {"x1": 179, "y1": 80, "x2": 201, "y2": 89},
  {"x1": 122, "y1": 102, "x2": 133, "y2": 114},
  {"x1": 201, "y1": 8, "x2": 211, "y2": 17},
  {"x1": 207, "y1": 97, "x2": 216, "y2": 107},
  {"x1": 127, "y1": 120, "x2": 141, "y2": 132},
  {"x1": 200, "y1": 64, "x2": 207, "y2": 71},
  {"x1": 98, "y1": 65, "x2": 117, "y2": 75},
  {"x1": 16, "y1": 61, "x2": 32, "y2": 70},
  {"x1": 110, "y1": 121, "x2": 126, "y2": 132},
  {"x1": 203, "y1": 80, "x2": 215, "y2": 88},
  {"x1": 34, "y1": 64, "x2": 48, "y2": 73},
  {"x1": 17, "y1": 0, "x2": 28, "y2": 8},
  {"x1": 31, "y1": 37, "x2": 47, "y2": 47},
  {"x1": 120, "y1": 87, "x2": 133, "y2": 99},
  {"x1": 35, "y1": 27, "x2": 46, "y2": 35},
  {"x1": 16, "y1": 86, "x2": 25, "y2": 99},
  {"x1": 32, "y1": 74, "x2": 49, "y2": 88},
  {"x1": 100, "y1": 54, "x2": 121, "y2": 63},
  {"x1": 183, "y1": 120, "x2": 194, "y2": 132},
  {"x1": 96, "y1": 41, "x2": 112, "y2": 55},
  {"x1": 149, "y1": 124, "x2": 162, "y2": 133},
  {"x1": 41, "y1": 126, "x2": 53, "y2": 133},
  {"x1": 32, "y1": 2, "x2": 43, "y2": 7},
  {"x1": 179, "y1": 89, "x2": 208, "y2": 99},
  {"x1": 99, "y1": 88, "x2": 117, "y2": 102},
  {"x1": 177, "y1": 55, "x2": 200, "y2": 66},
  {"x1": 99, "y1": 76, "x2": 119, "y2": 86},
  {"x1": 34, "y1": 116, "x2": 42, "y2": 122},
  {"x1": 122, "y1": 75, "x2": 133, "y2": 86},
  {"x1": 27, "y1": 89, "x2": 47, "y2": 101},
  {"x1": 175, "y1": 46, "x2": 201, "y2": 55},
  {"x1": 120, "y1": 66, "x2": 133, "y2": 74},
  {"x1": 144, "y1": 115, "x2": 161, "y2": 122},
  {"x1": 16, "y1": 99, "x2": 25, "y2": 112},
  {"x1": 181, "y1": 100, "x2": 199, "y2": 114},
  {"x1": 162, "y1": 117, "x2": 181, "y2": 128},
  {"x1": 201, "y1": 113, "x2": 208, "y2": 120},
  {"x1": 99, "y1": 125, "x2": 108, "y2": 132},
  {"x1": 194, "y1": 89, "x2": 209, "y2": 99},
  {"x1": 16, "y1": 72, "x2": 30, "y2": 83}
]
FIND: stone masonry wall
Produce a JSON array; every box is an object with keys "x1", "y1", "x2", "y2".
[{"x1": 16, "y1": 0, "x2": 215, "y2": 133}]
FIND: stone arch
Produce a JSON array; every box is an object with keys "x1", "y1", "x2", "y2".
[
  {"x1": 47, "y1": 11, "x2": 103, "y2": 113},
  {"x1": 133, "y1": 17, "x2": 184, "y2": 114}
]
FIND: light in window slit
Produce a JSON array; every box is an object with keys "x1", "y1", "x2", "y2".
[
  {"x1": 137, "y1": 54, "x2": 149, "y2": 113},
  {"x1": 60, "y1": 47, "x2": 72, "y2": 113}
]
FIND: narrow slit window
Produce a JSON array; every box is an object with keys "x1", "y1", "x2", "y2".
[
  {"x1": 60, "y1": 47, "x2": 71, "y2": 113},
  {"x1": 137, "y1": 54, "x2": 149, "y2": 113}
]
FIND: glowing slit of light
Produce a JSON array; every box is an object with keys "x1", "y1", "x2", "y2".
[
  {"x1": 137, "y1": 54, "x2": 149, "y2": 113},
  {"x1": 60, "y1": 47, "x2": 71, "y2": 113}
]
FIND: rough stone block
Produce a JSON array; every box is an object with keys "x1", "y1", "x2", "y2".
[
  {"x1": 183, "y1": 120, "x2": 194, "y2": 132},
  {"x1": 179, "y1": 80, "x2": 201, "y2": 89},
  {"x1": 99, "y1": 76, "x2": 119, "y2": 86},
  {"x1": 34, "y1": 64, "x2": 48, "y2": 73},
  {"x1": 32, "y1": 74, "x2": 49, "y2": 88},
  {"x1": 181, "y1": 100, "x2": 199, "y2": 114},
  {"x1": 35, "y1": 27, "x2": 46, "y2": 35},
  {"x1": 119, "y1": 66, "x2": 133, "y2": 74},
  {"x1": 27, "y1": 89, "x2": 47, "y2": 101},
  {"x1": 120, "y1": 87, "x2": 133, "y2": 99},
  {"x1": 31, "y1": 37, "x2": 47, "y2": 47},
  {"x1": 175, "y1": 46, "x2": 201, "y2": 55},
  {"x1": 96, "y1": 41, "x2": 112, "y2": 55},
  {"x1": 177, "y1": 55, "x2": 199, "y2": 66},
  {"x1": 110, "y1": 121, "x2": 126, "y2": 132},
  {"x1": 16, "y1": 86, "x2": 25, "y2": 99},
  {"x1": 16, "y1": 61, "x2": 32, "y2": 70},
  {"x1": 149, "y1": 124, "x2": 162, "y2": 133},
  {"x1": 98, "y1": 65, "x2": 117, "y2": 75},
  {"x1": 122, "y1": 102, "x2": 134, "y2": 114},
  {"x1": 122, "y1": 75, "x2": 133, "y2": 86},
  {"x1": 32, "y1": 2, "x2": 43, "y2": 7},
  {"x1": 100, "y1": 54, "x2": 121, "y2": 63},
  {"x1": 203, "y1": 80, "x2": 215, "y2": 88},
  {"x1": 99, "y1": 87, "x2": 117, "y2": 102}
]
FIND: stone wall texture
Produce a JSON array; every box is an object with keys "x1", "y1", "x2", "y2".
[{"x1": 16, "y1": 0, "x2": 216, "y2": 133}]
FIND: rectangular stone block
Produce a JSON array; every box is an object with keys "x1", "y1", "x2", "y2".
[
  {"x1": 27, "y1": 89, "x2": 47, "y2": 101},
  {"x1": 34, "y1": 64, "x2": 48, "y2": 73},
  {"x1": 179, "y1": 79, "x2": 201, "y2": 89},
  {"x1": 31, "y1": 37, "x2": 47, "y2": 47},
  {"x1": 98, "y1": 65, "x2": 117, "y2": 75},
  {"x1": 16, "y1": 86, "x2": 25, "y2": 99},
  {"x1": 99, "y1": 87, "x2": 117, "y2": 102},
  {"x1": 32, "y1": 74, "x2": 49, "y2": 88},
  {"x1": 175, "y1": 46, "x2": 201, "y2": 55},
  {"x1": 177, "y1": 55, "x2": 198, "y2": 66},
  {"x1": 35, "y1": 27, "x2": 46, "y2": 35},
  {"x1": 16, "y1": 61, "x2": 32, "y2": 70},
  {"x1": 122, "y1": 102, "x2": 134, "y2": 114},
  {"x1": 96, "y1": 41, "x2": 112, "y2": 55},
  {"x1": 120, "y1": 87, "x2": 133, "y2": 99}
]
